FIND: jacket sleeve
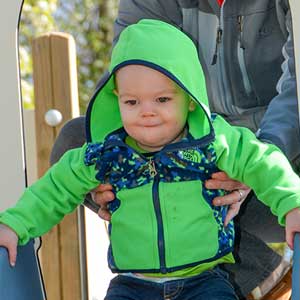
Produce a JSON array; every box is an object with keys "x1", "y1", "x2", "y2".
[
  {"x1": 113, "y1": 0, "x2": 182, "y2": 45},
  {"x1": 213, "y1": 115, "x2": 300, "y2": 226},
  {"x1": 0, "y1": 144, "x2": 99, "y2": 245},
  {"x1": 257, "y1": 1, "x2": 300, "y2": 164}
]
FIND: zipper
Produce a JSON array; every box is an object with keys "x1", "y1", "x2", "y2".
[
  {"x1": 104, "y1": 138, "x2": 168, "y2": 272},
  {"x1": 211, "y1": 0, "x2": 226, "y2": 65},
  {"x1": 211, "y1": 27, "x2": 223, "y2": 65},
  {"x1": 104, "y1": 138, "x2": 168, "y2": 271},
  {"x1": 151, "y1": 170, "x2": 167, "y2": 273},
  {"x1": 236, "y1": 15, "x2": 252, "y2": 96},
  {"x1": 214, "y1": 1, "x2": 233, "y2": 115},
  {"x1": 237, "y1": 15, "x2": 244, "y2": 49}
]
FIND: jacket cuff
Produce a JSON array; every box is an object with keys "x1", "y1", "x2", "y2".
[{"x1": 0, "y1": 213, "x2": 29, "y2": 245}]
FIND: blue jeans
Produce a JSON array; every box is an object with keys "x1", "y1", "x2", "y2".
[{"x1": 104, "y1": 267, "x2": 238, "y2": 300}]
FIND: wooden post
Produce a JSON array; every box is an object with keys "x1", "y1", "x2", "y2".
[{"x1": 32, "y1": 32, "x2": 84, "y2": 300}]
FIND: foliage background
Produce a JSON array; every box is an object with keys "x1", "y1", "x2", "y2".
[{"x1": 20, "y1": 0, "x2": 118, "y2": 112}]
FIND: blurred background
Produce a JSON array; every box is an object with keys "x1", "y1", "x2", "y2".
[{"x1": 20, "y1": 0, "x2": 118, "y2": 113}]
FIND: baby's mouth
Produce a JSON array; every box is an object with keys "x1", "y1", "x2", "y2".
[{"x1": 140, "y1": 122, "x2": 161, "y2": 128}]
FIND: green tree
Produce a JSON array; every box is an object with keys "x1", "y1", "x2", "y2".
[
  {"x1": 54, "y1": 0, "x2": 118, "y2": 111},
  {"x1": 19, "y1": 0, "x2": 118, "y2": 112},
  {"x1": 20, "y1": 0, "x2": 58, "y2": 109}
]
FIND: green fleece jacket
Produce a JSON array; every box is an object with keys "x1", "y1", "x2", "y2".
[{"x1": 1, "y1": 20, "x2": 300, "y2": 274}]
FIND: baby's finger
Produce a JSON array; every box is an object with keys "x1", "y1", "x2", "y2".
[{"x1": 8, "y1": 245, "x2": 17, "y2": 267}]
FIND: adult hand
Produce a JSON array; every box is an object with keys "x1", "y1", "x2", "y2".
[
  {"x1": 285, "y1": 207, "x2": 300, "y2": 250},
  {"x1": 205, "y1": 171, "x2": 251, "y2": 226},
  {"x1": 0, "y1": 224, "x2": 18, "y2": 267},
  {"x1": 91, "y1": 184, "x2": 114, "y2": 221}
]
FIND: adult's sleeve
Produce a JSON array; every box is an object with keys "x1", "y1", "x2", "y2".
[
  {"x1": 113, "y1": 0, "x2": 182, "y2": 45},
  {"x1": 50, "y1": 116, "x2": 86, "y2": 165},
  {"x1": 213, "y1": 115, "x2": 300, "y2": 225},
  {"x1": 0, "y1": 145, "x2": 99, "y2": 245},
  {"x1": 257, "y1": 2, "x2": 300, "y2": 164}
]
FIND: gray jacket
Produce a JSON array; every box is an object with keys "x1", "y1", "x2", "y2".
[{"x1": 114, "y1": 0, "x2": 299, "y2": 163}]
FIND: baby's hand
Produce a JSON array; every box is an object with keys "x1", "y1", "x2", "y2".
[
  {"x1": 285, "y1": 207, "x2": 300, "y2": 250},
  {"x1": 0, "y1": 224, "x2": 18, "y2": 267}
]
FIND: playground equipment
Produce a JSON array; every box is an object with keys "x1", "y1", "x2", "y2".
[
  {"x1": 0, "y1": 0, "x2": 45, "y2": 299},
  {"x1": 0, "y1": 1, "x2": 300, "y2": 300},
  {"x1": 0, "y1": 240, "x2": 45, "y2": 299},
  {"x1": 292, "y1": 233, "x2": 300, "y2": 300}
]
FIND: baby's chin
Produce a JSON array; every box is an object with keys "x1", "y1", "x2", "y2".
[
  {"x1": 136, "y1": 137, "x2": 181, "y2": 152},
  {"x1": 130, "y1": 129, "x2": 186, "y2": 152},
  {"x1": 136, "y1": 141, "x2": 165, "y2": 152}
]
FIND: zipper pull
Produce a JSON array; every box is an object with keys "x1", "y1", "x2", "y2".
[
  {"x1": 211, "y1": 27, "x2": 223, "y2": 65},
  {"x1": 237, "y1": 15, "x2": 245, "y2": 49},
  {"x1": 148, "y1": 158, "x2": 157, "y2": 177},
  {"x1": 237, "y1": 15, "x2": 243, "y2": 32}
]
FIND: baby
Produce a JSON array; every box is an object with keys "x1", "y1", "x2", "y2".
[{"x1": 1, "y1": 19, "x2": 300, "y2": 300}]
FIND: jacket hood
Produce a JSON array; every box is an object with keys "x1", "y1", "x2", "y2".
[{"x1": 86, "y1": 19, "x2": 214, "y2": 144}]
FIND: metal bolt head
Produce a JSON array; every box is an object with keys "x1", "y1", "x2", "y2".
[{"x1": 44, "y1": 109, "x2": 63, "y2": 127}]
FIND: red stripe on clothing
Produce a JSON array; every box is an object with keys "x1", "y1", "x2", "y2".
[{"x1": 217, "y1": 0, "x2": 224, "y2": 6}]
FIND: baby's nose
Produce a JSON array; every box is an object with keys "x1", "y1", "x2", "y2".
[
  {"x1": 140, "y1": 102, "x2": 156, "y2": 116},
  {"x1": 141, "y1": 111, "x2": 156, "y2": 117}
]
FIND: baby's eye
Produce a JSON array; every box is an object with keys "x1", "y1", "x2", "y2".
[
  {"x1": 124, "y1": 100, "x2": 137, "y2": 106},
  {"x1": 157, "y1": 97, "x2": 171, "y2": 103}
]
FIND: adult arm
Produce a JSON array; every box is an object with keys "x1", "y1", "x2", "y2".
[
  {"x1": 212, "y1": 0, "x2": 300, "y2": 218},
  {"x1": 257, "y1": 0, "x2": 300, "y2": 164},
  {"x1": 50, "y1": 116, "x2": 86, "y2": 165},
  {"x1": 113, "y1": 0, "x2": 182, "y2": 44}
]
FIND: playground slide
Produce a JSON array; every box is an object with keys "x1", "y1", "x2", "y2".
[
  {"x1": 292, "y1": 233, "x2": 300, "y2": 300},
  {"x1": 289, "y1": 0, "x2": 300, "y2": 297},
  {"x1": 0, "y1": 0, "x2": 45, "y2": 299},
  {"x1": 0, "y1": 240, "x2": 45, "y2": 299}
]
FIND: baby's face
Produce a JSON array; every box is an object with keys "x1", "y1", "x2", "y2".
[{"x1": 115, "y1": 65, "x2": 195, "y2": 152}]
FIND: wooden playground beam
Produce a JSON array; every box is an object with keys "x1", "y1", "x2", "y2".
[{"x1": 32, "y1": 32, "x2": 85, "y2": 300}]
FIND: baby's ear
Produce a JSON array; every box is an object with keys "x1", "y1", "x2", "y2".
[{"x1": 189, "y1": 100, "x2": 196, "y2": 112}]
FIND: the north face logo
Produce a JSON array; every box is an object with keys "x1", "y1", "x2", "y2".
[{"x1": 179, "y1": 149, "x2": 202, "y2": 163}]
